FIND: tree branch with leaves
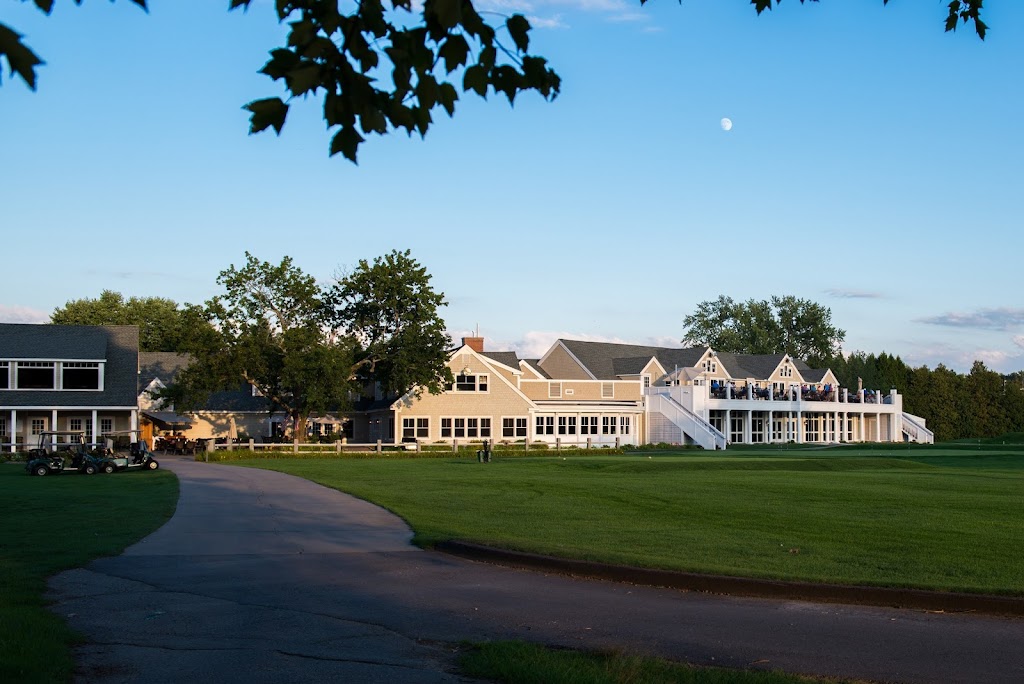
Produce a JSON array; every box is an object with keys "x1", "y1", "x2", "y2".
[{"x1": 3, "y1": 1, "x2": 988, "y2": 162}]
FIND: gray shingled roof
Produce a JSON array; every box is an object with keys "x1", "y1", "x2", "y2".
[
  {"x1": 556, "y1": 340, "x2": 707, "y2": 380},
  {"x1": 138, "y1": 351, "x2": 272, "y2": 412},
  {"x1": 139, "y1": 352, "x2": 190, "y2": 389},
  {"x1": 480, "y1": 351, "x2": 520, "y2": 369},
  {"x1": 521, "y1": 360, "x2": 550, "y2": 379},
  {"x1": 716, "y1": 353, "x2": 787, "y2": 379},
  {"x1": 0, "y1": 324, "x2": 138, "y2": 407},
  {"x1": 0, "y1": 323, "x2": 108, "y2": 360},
  {"x1": 800, "y1": 368, "x2": 828, "y2": 383},
  {"x1": 611, "y1": 356, "x2": 655, "y2": 376}
]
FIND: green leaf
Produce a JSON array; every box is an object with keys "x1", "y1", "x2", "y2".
[
  {"x1": 0, "y1": 23, "x2": 45, "y2": 90},
  {"x1": 438, "y1": 34, "x2": 470, "y2": 74},
  {"x1": 462, "y1": 65, "x2": 488, "y2": 98},
  {"x1": 244, "y1": 97, "x2": 289, "y2": 135},
  {"x1": 438, "y1": 82, "x2": 458, "y2": 116},
  {"x1": 284, "y1": 62, "x2": 322, "y2": 97},
  {"x1": 426, "y1": 0, "x2": 462, "y2": 31},
  {"x1": 506, "y1": 15, "x2": 531, "y2": 53},
  {"x1": 330, "y1": 126, "x2": 364, "y2": 162},
  {"x1": 259, "y1": 49, "x2": 299, "y2": 81}
]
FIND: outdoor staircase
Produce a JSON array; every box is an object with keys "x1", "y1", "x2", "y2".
[
  {"x1": 647, "y1": 392, "x2": 727, "y2": 450},
  {"x1": 902, "y1": 412, "x2": 935, "y2": 444}
]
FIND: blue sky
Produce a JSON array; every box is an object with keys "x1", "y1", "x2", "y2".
[{"x1": 3, "y1": 0, "x2": 1023, "y2": 372}]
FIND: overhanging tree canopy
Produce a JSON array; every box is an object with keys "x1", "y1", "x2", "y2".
[{"x1": 2, "y1": 1, "x2": 988, "y2": 162}]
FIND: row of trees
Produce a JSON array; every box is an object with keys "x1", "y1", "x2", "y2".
[
  {"x1": 828, "y1": 354, "x2": 1024, "y2": 443},
  {"x1": 52, "y1": 250, "x2": 453, "y2": 439},
  {"x1": 683, "y1": 295, "x2": 1024, "y2": 442}
]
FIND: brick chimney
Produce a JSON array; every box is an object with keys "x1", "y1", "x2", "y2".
[{"x1": 462, "y1": 336, "x2": 484, "y2": 353}]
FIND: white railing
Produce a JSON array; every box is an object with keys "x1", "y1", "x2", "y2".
[
  {"x1": 647, "y1": 393, "x2": 727, "y2": 450},
  {"x1": 902, "y1": 413, "x2": 935, "y2": 444}
]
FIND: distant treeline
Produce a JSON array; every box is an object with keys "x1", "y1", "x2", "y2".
[{"x1": 826, "y1": 353, "x2": 1024, "y2": 442}]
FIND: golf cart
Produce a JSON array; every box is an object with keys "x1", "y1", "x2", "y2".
[
  {"x1": 25, "y1": 431, "x2": 118, "y2": 476},
  {"x1": 99, "y1": 430, "x2": 160, "y2": 471}
]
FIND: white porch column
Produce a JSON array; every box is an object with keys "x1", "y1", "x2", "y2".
[
  {"x1": 91, "y1": 409, "x2": 99, "y2": 446},
  {"x1": 51, "y1": 408, "x2": 58, "y2": 432},
  {"x1": 744, "y1": 409, "x2": 752, "y2": 444},
  {"x1": 767, "y1": 410, "x2": 774, "y2": 444},
  {"x1": 876, "y1": 413, "x2": 882, "y2": 442},
  {"x1": 796, "y1": 410, "x2": 803, "y2": 443},
  {"x1": 724, "y1": 409, "x2": 731, "y2": 443},
  {"x1": 8, "y1": 409, "x2": 15, "y2": 453},
  {"x1": 859, "y1": 412, "x2": 865, "y2": 442},
  {"x1": 130, "y1": 409, "x2": 138, "y2": 432}
]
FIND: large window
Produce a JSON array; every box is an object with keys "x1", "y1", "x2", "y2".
[
  {"x1": 449, "y1": 374, "x2": 489, "y2": 392},
  {"x1": 535, "y1": 415, "x2": 554, "y2": 435},
  {"x1": 0, "y1": 417, "x2": 7, "y2": 439},
  {"x1": 620, "y1": 416, "x2": 631, "y2": 435},
  {"x1": 730, "y1": 415, "x2": 744, "y2": 442},
  {"x1": 580, "y1": 416, "x2": 598, "y2": 435},
  {"x1": 100, "y1": 418, "x2": 113, "y2": 435},
  {"x1": 502, "y1": 418, "x2": 528, "y2": 438},
  {"x1": 17, "y1": 362, "x2": 55, "y2": 389},
  {"x1": 441, "y1": 417, "x2": 490, "y2": 439},
  {"x1": 557, "y1": 416, "x2": 577, "y2": 435},
  {"x1": 0, "y1": 362, "x2": 8, "y2": 389},
  {"x1": 402, "y1": 417, "x2": 429, "y2": 441},
  {"x1": 31, "y1": 418, "x2": 46, "y2": 435},
  {"x1": 62, "y1": 362, "x2": 100, "y2": 390},
  {"x1": 602, "y1": 416, "x2": 617, "y2": 435}
]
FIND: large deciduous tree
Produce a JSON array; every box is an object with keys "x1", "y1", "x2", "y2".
[
  {"x1": 2, "y1": 1, "x2": 987, "y2": 162},
  {"x1": 330, "y1": 249, "x2": 453, "y2": 398},
  {"x1": 682, "y1": 295, "x2": 845, "y2": 364},
  {"x1": 165, "y1": 250, "x2": 451, "y2": 440},
  {"x1": 50, "y1": 289, "x2": 210, "y2": 353}
]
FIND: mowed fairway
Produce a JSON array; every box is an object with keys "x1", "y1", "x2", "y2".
[{"x1": 236, "y1": 447, "x2": 1024, "y2": 595}]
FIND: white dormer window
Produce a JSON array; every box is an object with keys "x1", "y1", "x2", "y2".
[{"x1": 703, "y1": 359, "x2": 718, "y2": 373}]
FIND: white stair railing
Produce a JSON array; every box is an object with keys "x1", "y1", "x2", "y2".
[
  {"x1": 902, "y1": 413, "x2": 934, "y2": 444},
  {"x1": 647, "y1": 393, "x2": 727, "y2": 450}
]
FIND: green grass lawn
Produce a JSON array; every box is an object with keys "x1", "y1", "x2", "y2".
[
  {"x1": 232, "y1": 445, "x2": 1024, "y2": 595},
  {"x1": 0, "y1": 465, "x2": 178, "y2": 683},
  {"x1": 460, "y1": 641, "x2": 851, "y2": 684}
]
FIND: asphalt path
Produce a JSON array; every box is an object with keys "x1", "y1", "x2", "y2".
[{"x1": 48, "y1": 456, "x2": 1024, "y2": 683}]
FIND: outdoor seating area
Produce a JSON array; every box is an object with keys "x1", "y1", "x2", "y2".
[{"x1": 155, "y1": 436, "x2": 206, "y2": 455}]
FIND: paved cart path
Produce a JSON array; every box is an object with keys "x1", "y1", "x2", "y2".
[{"x1": 48, "y1": 456, "x2": 1024, "y2": 683}]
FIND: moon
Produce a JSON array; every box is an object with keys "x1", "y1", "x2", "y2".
[{"x1": 720, "y1": 117, "x2": 733, "y2": 132}]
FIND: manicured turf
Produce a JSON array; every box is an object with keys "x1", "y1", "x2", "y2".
[
  {"x1": 459, "y1": 641, "x2": 849, "y2": 684},
  {"x1": 0, "y1": 464, "x2": 178, "y2": 683},
  {"x1": 233, "y1": 446, "x2": 1024, "y2": 595}
]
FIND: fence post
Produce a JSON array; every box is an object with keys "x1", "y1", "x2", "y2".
[
  {"x1": 293, "y1": 439, "x2": 299, "y2": 454},
  {"x1": 376, "y1": 439, "x2": 382, "y2": 454},
  {"x1": 341, "y1": 437, "x2": 347, "y2": 453},
  {"x1": 249, "y1": 438, "x2": 255, "y2": 452},
  {"x1": 524, "y1": 440, "x2": 529, "y2": 452},
  {"x1": 556, "y1": 437, "x2": 561, "y2": 452},
  {"x1": 416, "y1": 441, "x2": 421, "y2": 453},
  {"x1": 452, "y1": 438, "x2": 457, "y2": 453},
  {"x1": 335, "y1": 439, "x2": 341, "y2": 453},
  {"x1": 587, "y1": 437, "x2": 592, "y2": 449},
  {"x1": 615, "y1": 436, "x2": 620, "y2": 449}
]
